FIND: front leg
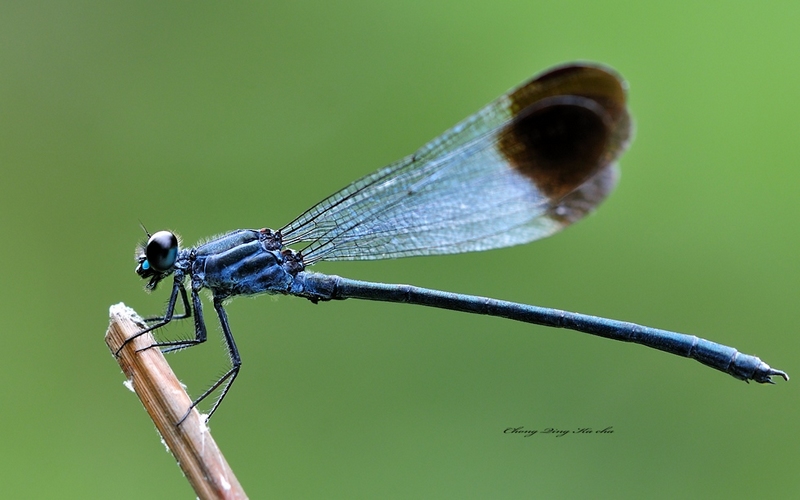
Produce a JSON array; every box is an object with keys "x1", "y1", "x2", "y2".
[
  {"x1": 115, "y1": 272, "x2": 191, "y2": 357},
  {"x1": 143, "y1": 283, "x2": 191, "y2": 323},
  {"x1": 146, "y1": 280, "x2": 208, "y2": 355}
]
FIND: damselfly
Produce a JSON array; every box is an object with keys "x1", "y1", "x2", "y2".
[{"x1": 119, "y1": 63, "x2": 787, "y2": 423}]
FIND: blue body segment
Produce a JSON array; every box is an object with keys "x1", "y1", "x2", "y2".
[
  {"x1": 193, "y1": 230, "x2": 293, "y2": 297},
  {"x1": 293, "y1": 273, "x2": 783, "y2": 383}
]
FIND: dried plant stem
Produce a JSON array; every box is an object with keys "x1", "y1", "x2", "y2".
[{"x1": 105, "y1": 303, "x2": 247, "y2": 500}]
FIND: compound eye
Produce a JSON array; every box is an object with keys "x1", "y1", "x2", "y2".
[{"x1": 144, "y1": 231, "x2": 178, "y2": 272}]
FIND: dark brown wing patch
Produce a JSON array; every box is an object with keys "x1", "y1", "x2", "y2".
[{"x1": 499, "y1": 64, "x2": 631, "y2": 201}]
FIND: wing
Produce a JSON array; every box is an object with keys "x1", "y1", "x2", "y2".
[{"x1": 280, "y1": 63, "x2": 632, "y2": 264}]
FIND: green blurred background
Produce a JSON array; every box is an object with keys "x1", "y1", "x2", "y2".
[{"x1": 2, "y1": 2, "x2": 798, "y2": 498}]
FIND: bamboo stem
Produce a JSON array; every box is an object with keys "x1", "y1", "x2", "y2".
[{"x1": 105, "y1": 303, "x2": 248, "y2": 500}]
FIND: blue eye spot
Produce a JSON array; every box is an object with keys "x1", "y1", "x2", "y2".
[{"x1": 142, "y1": 260, "x2": 150, "y2": 270}]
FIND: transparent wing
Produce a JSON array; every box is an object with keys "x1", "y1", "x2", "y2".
[{"x1": 280, "y1": 64, "x2": 631, "y2": 264}]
